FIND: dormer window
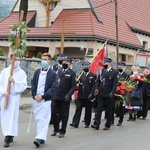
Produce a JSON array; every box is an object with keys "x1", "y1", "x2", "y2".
[
  {"x1": 50, "y1": 2, "x2": 58, "y2": 10},
  {"x1": 143, "y1": 41, "x2": 148, "y2": 50}
]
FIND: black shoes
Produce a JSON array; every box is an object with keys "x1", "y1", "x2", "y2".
[
  {"x1": 4, "y1": 142, "x2": 9, "y2": 148},
  {"x1": 70, "y1": 123, "x2": 78, "y2": 128},
  {"x1": 117, "y1": 122, "x2": 122, "y2": 126},
  {"x1": 33, "y1": 139, "x2": 45, "y2": 148},
  {"x1": 51, "y1": 131, "x2": 65, "y2": 138},
  {"x1": 58, "y1": 133, "x2": 65, "y2": 138},
  {"x1": 91, "y1": 124, "x2": 99, "y2": 130},
  {"x1": 51, "y1": 131, "x2": 58, "y2": 136},
  {"x1": 4, "y1": 136, "x2": 14, "y2": 148},
  {"x1": 103, "y1": 127, "x2": 110, "y2": 130},
  {"x1": 84, "y1": 125, "x2": 89, "y2": 128},
  {"x1": 127, "y1": 114, "x2": 133, "y2": 121}
]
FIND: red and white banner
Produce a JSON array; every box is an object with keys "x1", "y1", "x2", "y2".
[{"x1": 90, "y1": 43, "x2": 108, "y2": 75}]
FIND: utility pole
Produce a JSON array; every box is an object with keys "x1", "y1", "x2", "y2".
[{"x1": 115, "y1": 0, "x2": 119, "y2": 66}]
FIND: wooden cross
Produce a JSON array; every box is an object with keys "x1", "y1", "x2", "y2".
[
  {"x1": 39, "y1": 0, "x2": 60, "y2": 27},
  {"x1": 4, "y1": 11, "x2": 25, "y2": 109},
  {"x1": 51, "y1": 20, "x2": 76, "y2": 53}
]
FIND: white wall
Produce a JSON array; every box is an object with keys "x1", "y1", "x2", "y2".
[
  {"x1": 14, "y1": 0, "x2": 90, "y2": 27},
  {"x1": 135, "y1": 33, "x2": 150, "y2": 50},
  {"x1": 50, "y1": 0, "x2": 90, "y2": 24}
]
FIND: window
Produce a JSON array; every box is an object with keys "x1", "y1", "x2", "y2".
[
  {"x1": 50, "y1": 2, "x2": 58, "y2": 10},
  {"x1": 121, "y1": 54, "x2": 126, "y2": 61},
  {"x1": 143, "y1": 41, "x2": 148, "y2": 50},
  {"x1": 87, "y1": 48, "x2": 93, "y2": 55}
]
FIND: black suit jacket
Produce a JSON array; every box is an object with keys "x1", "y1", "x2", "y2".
[
  {"x1": 78, "y1": 72, "x2": 96, "y2": 99},
  {"x1": 96, "y1": 68, "x2": 118, "y2": 97},
  {"x1": 53, "y1": 68, "x2": 76, "y2": 101},
  {"x1": 31, "y1": 67, "x2": 57, "y2": 101}
]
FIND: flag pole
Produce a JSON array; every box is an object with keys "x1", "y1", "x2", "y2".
[{"x1": 77, "y1": 40, "x2": 108, "y2": 82}]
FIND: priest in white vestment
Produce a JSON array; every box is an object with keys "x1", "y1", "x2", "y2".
[
  {"x1": 31, "y1": 53, "x2": 57, "y2": 148},
  {"x1": 0, "y1": 55, "x2": 27, "y2": 148}
]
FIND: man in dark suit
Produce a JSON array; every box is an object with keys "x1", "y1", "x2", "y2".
[
  {"x1": 52, "y1": 53, "x2": 65, "y2": 73},
  {"x1": 70, "y1": 61, "x2": 96, "y2": 128},
  {"x1": 114, "y1": 61, "x2": 129, "y2": 126},
  {"x1": 31, "y1": 53, "x2": 57, "y2": 147},
  {"x1": 50, "y1": 53, "x2": 65, "y2": 125},
  {"x1": 91, "y1": 57, "x2": 118, "y2": 130},
  {"x1": 51, "y1": 57, "x2": 76, "y2": 138}
]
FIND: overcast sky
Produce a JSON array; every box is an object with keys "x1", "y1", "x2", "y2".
[{"x1": 0, "y1": 0, "x2": 17, "y2": 20}]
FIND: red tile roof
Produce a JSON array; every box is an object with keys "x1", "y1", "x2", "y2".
[
  {"x1": 0, "y1": 0, "x2": 150, "y2": 49},
  {"x1": 0, "y1": 11, "x2": 36, "y2": 36}
]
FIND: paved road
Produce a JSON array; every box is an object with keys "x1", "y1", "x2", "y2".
[{"x1": 0, "y1": 102, "x2": 150, "y2": 150}]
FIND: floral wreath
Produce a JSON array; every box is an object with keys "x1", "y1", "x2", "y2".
[{"x1": 9, "y1": 22, "x2": 28, "y2": 57}]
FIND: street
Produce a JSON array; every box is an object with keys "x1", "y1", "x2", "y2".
[{"x1": 0, "y1": 103, "x2": 150, "y2": 150}]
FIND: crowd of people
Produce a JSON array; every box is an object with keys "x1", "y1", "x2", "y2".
[{"x1": 0, "y1": 52, "x2": 150, "y2": 148}]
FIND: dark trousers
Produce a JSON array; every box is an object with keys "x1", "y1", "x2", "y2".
[
  {"x1": 51, "y1": 100, "x2": 70, "y2": 134},
  {"x1": 118, "y1": 105, "x2": 124, "y2": 123},
  {"x1": 138, "y1": 97, "x2": 150, "y2": 118},
  {"x1": 112, "y1": 104, "x2": 124, "y2": 124},
  {"x1": 94, "y1": 96, "x2": 113, "y2": 128},
  {"x1": 72, "y1": 99, "x2": 92, "y2": 126}
]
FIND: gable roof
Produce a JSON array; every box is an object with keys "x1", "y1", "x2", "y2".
[{"x1": 0, "y1": 11, "x2": 36, "y2": 37}]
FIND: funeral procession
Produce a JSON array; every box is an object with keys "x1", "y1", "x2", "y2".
[{"x1": 1, "y1": 0, "x2": 150, "y2": 150}]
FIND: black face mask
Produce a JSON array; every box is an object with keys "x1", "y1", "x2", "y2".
[
  {"x1": 62, "y1": 63, "x2": 68, "y2": 69},
  {"x1": 83, "y1": 68, "x2": 89, "y2": 72},
  {"x1": 58, "y1": 60, "x2": 63, "y2": 65},
  {"x1": 103, "y1": 64, "x2": 108, "y2": 69},
  {"x1": 118, "y1": 69, "x2": 123, "y2": 73}
]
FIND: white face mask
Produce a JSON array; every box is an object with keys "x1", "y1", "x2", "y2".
[
  {"x1": 14, "y1": 61, "x2": 20, "y2": 68},
  {"x1": 133, "y1": 71, "x2": 138, "y2": 75}
]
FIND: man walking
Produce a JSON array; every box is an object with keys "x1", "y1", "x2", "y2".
[
  {"x1": 91, "y1": 57, "x2": 118, "y2": 130},
  {"x1": 31, "y1": 53, "x2": 57, "y2": 148},
  {"x1": 70, "y1": 61, "x2": 96, "y2": 128},
  {"x1": 51, "y1": 57, "x2": 76, "y2": 138},
  {"x1": 0, "y1": 54, "x2": 27, "y2": 148}
]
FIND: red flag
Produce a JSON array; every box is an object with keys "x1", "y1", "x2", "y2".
[{"x1": 89, "y1": 43, "x2": 108, "y2": 75}]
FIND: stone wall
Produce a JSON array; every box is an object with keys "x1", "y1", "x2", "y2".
[
  {"x1": 0, "y1": 56, "x2": 8, "y2": 72},
  {"x1": 0, "y1": 57, "x2": 41, "y2": 97}
]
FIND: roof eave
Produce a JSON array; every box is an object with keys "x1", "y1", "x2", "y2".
[
  {"x1": 0, "y1": 35, "x2": 142, "y2": 50},
  {"x1": 131, "y1": 27, "x2": 150, "y2": 37}
]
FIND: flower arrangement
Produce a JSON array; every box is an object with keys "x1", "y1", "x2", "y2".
[
  {"x1": 130, "y1": 73, "x2": 150, "y2": 83},
  {"x1": 8, "y1": 22, "x2": 28, "y2": 57},
  {"x1": 115, "y1": 79, "x2": 137, "y2": 108}
]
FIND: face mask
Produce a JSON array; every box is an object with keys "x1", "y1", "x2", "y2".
[
  {"x1": 118, "y1": 69, "x2": 123, "y2": 73},
  {"x1": 83, "y1": 68, "x2": 89, "y2": 72},
  {"x1": 103, "y1": 64, "x2": 108, "y2": 69},
  {"x1": 14, "y1": 61, "x2": 20, "y2": 68},
  {"x1": 133, "y1": 71, "x2": 138, "y2": 75},
  {"x1": 62, "y1": 63, "x2": 68, "y2": 69},
  {"x1": 41, "y1": 60, "x2": 48, "y2": 68},
  {"x1": 58, "y1": 60, "x2": 63, "y2": 65}
]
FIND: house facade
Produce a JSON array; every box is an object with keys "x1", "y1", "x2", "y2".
[{"x1": 0, "y1": 0, "x2": 150, "y2": 65}]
